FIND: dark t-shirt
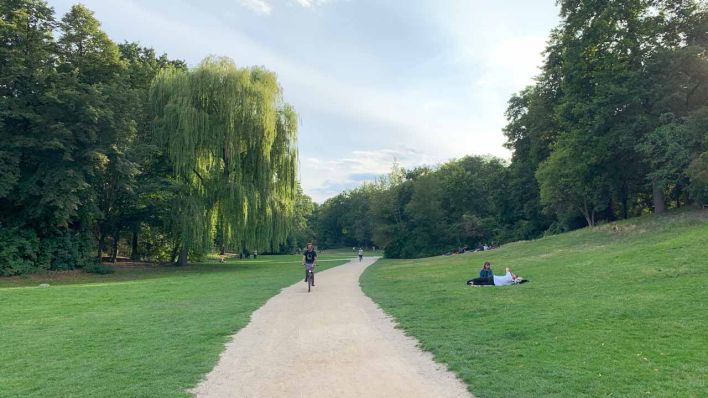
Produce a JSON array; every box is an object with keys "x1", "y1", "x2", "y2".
[{"x1": 304, "y1": 249, "x2": 317, "y2": 264}]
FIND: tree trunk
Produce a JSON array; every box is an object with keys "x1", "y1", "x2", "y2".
[
  {"x1": 220, "y1": 245, "x2": 225, "y2": 255},
  {"x1": 177, "y1": 244, "x2": 188, "y2": 266},
  {"x1": 110, "y1": 231, "x2": 119, "y2": 263},
  {"x1": 606, "y1": 199, "x2": 617, "y2": 222},
  {"x1": 130, "y1": 228, "x2": 140, "y2": 261},
  {"x1": 97, "y1": 232, "x2": 105, "y2": 260},
  {"x1": 580, "y1": 202, "x2": 595, "y2": 227},
  {"x1": 169, "y1": 244, "x2": 180, "y2": 264},
  {"x1": 652, "y1": 178, "x2": 665, "y2": 214},
  {"x1": 591, "y1": 209, "x2": 595, "y2": 227}
]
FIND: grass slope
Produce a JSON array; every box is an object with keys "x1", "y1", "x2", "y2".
[
  {"x1": 361, "y1": 210, "x2": 707, "y2": 398},
  {"x1": 0, "y1": 253, "x2": 351, "y2": 397}
]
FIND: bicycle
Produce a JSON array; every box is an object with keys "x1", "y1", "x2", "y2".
[{"x1": 304, "y1": 263, "x2": 315, "y2": 292}]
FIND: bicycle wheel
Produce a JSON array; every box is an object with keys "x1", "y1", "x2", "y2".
[{"x1": 307, "y1": 271, "x2": 312, "y2": 292}]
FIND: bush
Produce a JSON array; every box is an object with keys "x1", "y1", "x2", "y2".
[
  {"x1": 0, "y1": 227, "x2": 40, "y2": 276},
  {"x1": 688, "y1": 152, "x2": 708, "y2": 206},
  {"x1": 137, "y1": 224, "x2": 175, "y2": 262},
  {"x1": 0, "y1": 226, "x2": 97, "y2": 276},
  {"x1": 45, "y1": 229, "x2": 97, "y2": 270},
  {"x1": 83, "y1": 264, "x2": 115, "y2": 274}
]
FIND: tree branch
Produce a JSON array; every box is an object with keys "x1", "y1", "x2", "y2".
[{"x1": 193, "y1": 168, "x2": 205, "y2": 186}]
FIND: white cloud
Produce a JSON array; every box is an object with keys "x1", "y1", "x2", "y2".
[
  {"x1": 474, "y1": 36, "x2": 547, "y2": 89},
  {"x1": 53, "y1": 0, "x2": 558, "y2": 202},
  {"x1": 239, "y1": 0, "x2": 272, "y2": 15},
  {"x1": 291, "y1": 0, "x2": 333, "y2": 8},
  {"x1": 302, "y1": 147, "x2": 437, "y2": 202},
  {"x1": 104, "y1": 1, "x2": 512, "y2": 200}
]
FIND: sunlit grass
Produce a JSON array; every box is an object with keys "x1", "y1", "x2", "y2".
[
  {"x1": 361, "y1": 209, "x2": 708, "y2": 398},
  {"x1": 0, "y1": 253, "x2": 349, "y2": 397}
]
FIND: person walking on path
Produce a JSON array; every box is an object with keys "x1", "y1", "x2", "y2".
[
  {"x1": 303, "y1": 243, "x2": 317, "y2": 286},
  {"x1": 358, "y1": 248, "x2": 364, "y2": 262}
]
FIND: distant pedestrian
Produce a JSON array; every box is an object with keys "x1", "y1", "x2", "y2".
[{"x1": 358, "y1": 248, "x2": 364, "y2": 262}]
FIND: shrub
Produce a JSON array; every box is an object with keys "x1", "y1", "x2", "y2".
[
  {"x1": 0, "y1": 227, "x2": 40, "y2": 276},
  {"x1": 688, "y1": 152, "x2": 708, "y2": 206},
  {"x1": 0, "y1": 226, "x2": 97, "y2": 276},
  {"x1": 45, "y1": 229, "x2": 96, "y2": 270}
]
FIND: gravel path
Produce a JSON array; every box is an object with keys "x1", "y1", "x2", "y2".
[{"x1": 192, "y1": 257, "x2": 474, "y2": 398}]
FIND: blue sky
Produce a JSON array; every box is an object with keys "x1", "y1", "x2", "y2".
[{"x1": 47, "y1": 0, "x2": 560, "y2": 202}]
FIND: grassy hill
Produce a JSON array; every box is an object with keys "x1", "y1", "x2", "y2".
[
  {"x1": 360, "y1": 209, "x2": 707, "y2": 398},
  {"x1": 0, "y1": 253, "x2": 351, "y2": 397}
]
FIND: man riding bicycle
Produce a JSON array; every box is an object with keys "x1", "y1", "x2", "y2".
[{"x1": 303, "y1": 243, "x2": 317, "y2": 286}]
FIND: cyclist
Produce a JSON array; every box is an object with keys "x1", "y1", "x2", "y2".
[
  {"x1": 303, "y1": 243, "x2": 317, "y2": 286},
  {"x1": 358, "y1": 248, "x2": 364, "y2": 262}
]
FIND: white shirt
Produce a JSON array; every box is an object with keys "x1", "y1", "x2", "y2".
[
  {"x1": 358, "y1": 250, "x2": 363, "y2": 255},
  {"x1": 493, "y1": 272, "x2": 514, "y2": 286}
]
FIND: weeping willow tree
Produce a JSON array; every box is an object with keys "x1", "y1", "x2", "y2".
[{"x1": 150, "y1": 56, "x2": 298, "y2": 265}]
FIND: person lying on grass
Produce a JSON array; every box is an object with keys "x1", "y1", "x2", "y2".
[{"x1": 467, "y1": 267, "x2": 526, "y2": 286}]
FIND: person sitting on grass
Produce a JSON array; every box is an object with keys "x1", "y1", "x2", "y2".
[
  {"x1": 479, "y1": 261, "x2": 493, "y2": 279},
  {"x1": 467, "y1": 267, "x2": 525, "y2": 286}
]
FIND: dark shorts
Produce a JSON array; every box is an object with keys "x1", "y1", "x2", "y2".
[{"x1": 467, "y1": 277, "x2": 494, "y2": 286}]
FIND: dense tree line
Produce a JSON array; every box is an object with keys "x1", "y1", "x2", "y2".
[
  {"x1": 2, "y1": 0, "x2": 706, "y2": 271},
  {"x1": 315, "y1": 157, "x2": 541, "y2": 258},
  {"x1": 316, "y1": 0, "x2": 707, "y2": 258},
  {"x1": 0, "y1": 1, "x2": 304, "y2": 274}
]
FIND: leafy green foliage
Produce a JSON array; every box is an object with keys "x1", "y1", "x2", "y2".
[
  {"x1": 280, "y1": 184, "x2": 317, "y2": 252},
  {"x1": 0, "y1": 1, "x2": 302, "y2": 273},
  {"x1": 150, "y1": 57, "x2": 299, "y2": 262},
  {"x1": 504, "y1": 0, "x2": 708, "y2": 224},
  {"x1": 317, "y1": 157, "x2": 526, "y2": 258},
  {"x1": 318, "y1": 2, "x2": 705, "y2": 257},
  {"x1": 0, "y1": 1, "x2": 106, "y2": 272},
  {"x1": 688, "y1": 151, "x2": 708, "y2": 205},
  {"x1": 0, "y1": 227, "x2": 40, "y2": 276}
]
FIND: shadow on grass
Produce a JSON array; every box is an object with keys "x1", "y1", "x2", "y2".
[{"x1": 0, "y1": 257, "x2": 304, "y2": 289}]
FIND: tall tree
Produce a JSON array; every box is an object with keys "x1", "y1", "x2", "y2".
[
  {"x1": 150, "y1": 57, "x2": 298, "y2": 265},
  {"x1": 116, "y1": 43, "x2": 187, "y2": 261},
  {"x1": 281, "y1": 184, "x2": 317, "y2": 253},
  {"x1": 640, "y1": 2, "x2": 708, "y2": 211},
  {"x1": 56, "y1": 4, "x2": 135, "y2": 261},
  {"x1": 0, "y1": 0, "x2": 57, "y2": 211}
]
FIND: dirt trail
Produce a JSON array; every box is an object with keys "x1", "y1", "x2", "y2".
[{"x1": 192, "y1": 257, "x2": 473, "y2": 398}]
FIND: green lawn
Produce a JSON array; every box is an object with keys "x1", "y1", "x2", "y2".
[
  {"x1": 360, "y1": 210, "x2": 708, "y2": 398},
  {"x1": 0, "y1": 253, "x2": 351, "y2": 397}
]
